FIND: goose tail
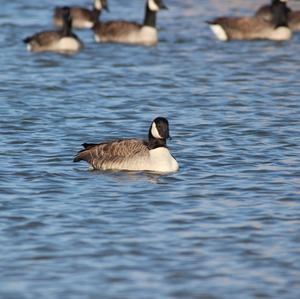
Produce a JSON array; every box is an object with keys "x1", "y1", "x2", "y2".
[{"x1": 23, "y1": 37, "x2": 31, "y2": 43}]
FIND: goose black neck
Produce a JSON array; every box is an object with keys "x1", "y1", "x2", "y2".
[
  {"x1": 92, "y1": 7, "x2": 101, "y2": 19},
  {"x1": 147, "y1": 134, "x2": 167, "y2": 150},
  {"x1": 271, "y1": 1, "x2": 289, "y2": 27},
  {"x1": 143, "y1": 4, "x2": 157, "y2": 27},
  {"x1": 62, "y1": 15, "x2": 72, "y2": 36}
]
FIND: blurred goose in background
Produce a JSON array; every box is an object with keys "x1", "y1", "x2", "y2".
[
  {"x1": 23, "y1": 7, "x2": 83, "y2": 53},
  {"x1": 53, "y1": 0, "x2": 109, "y2": 29},
  {"x1": 207, "y1": 0, "x2": 292, "y2": 41},
  {"x1": 255, "y1": 0, "x2": 300, "y2": 31},
  {"x1": 73, "y1": 117, "x2": 179, "y2": 172},
  {"x1": 93, "y1": 0, "x2": 167, "y2": 46}
]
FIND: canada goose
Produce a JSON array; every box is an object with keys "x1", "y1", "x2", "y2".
[
  {"x1": 207, "y1": 0, "x2": 292, "y2": 41},
  {"x1": 73, "y1": 117, "x2": 179, "y2": 173},
  {"x1": 23, "y1": 7, "x2": 83, "y2": 53},
  {"x1": 53, "y1": 0, "x2": 108, "y2": 29},
  {"x1": 93, "y1": 0, "x2": 167, "y2": 46},
  {"x1": 255, "y1": 0, "x2": 300, "y2": 31}
]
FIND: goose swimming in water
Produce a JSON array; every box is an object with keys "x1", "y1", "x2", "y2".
[
  {"x1": 93, "y1": 0, "x2": 167, "y2": 46},
  {"x1": 73, "y1": 117, "x2": 179, "y2": 173},
  {"x1": 255, "y1": 0, "x2": 300, "y2": 31},
  {"x1": 23, "y1": 7, "x2": 83, "y2": 53},
  {"x1": 53, "y1": 0, "x2": 109, "y2": 29},
  {"x1": 207, "y1": 0, "x2": 292, "y2": 41}
]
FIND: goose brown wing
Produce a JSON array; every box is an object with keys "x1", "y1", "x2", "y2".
[
  {"x1": 96, "y1": 21, "x2": 142, "y2": 37},
  {"x1": 255, "y1": 5, "x2": 273, "y2": 21},
  {"x1": 54, "y1": 7, "x2": 95, "y2": 24},
  {"x1": 70, "y1": 7, "x2": 94, "y2": 21},
  {"x1": 213, "y1": 17, "x2": 272, "y2": 39},
  {"x1": 73, "y1": 139, "x2": 149, "y2": 166},
  {"x1": 27, "y1": 31, "x2": 62, "y2": 45},
  {"x1": 213, "y1": 17, "x2": 264, "y2": 30}
]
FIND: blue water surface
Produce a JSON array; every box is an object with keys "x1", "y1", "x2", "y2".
[{"x1": 0, "y1": 1, "x2": 300, "y2": 298}]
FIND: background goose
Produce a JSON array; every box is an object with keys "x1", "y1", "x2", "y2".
[
  {"x1": 93, "y1": 0, "x2": 167, "y2": 46},
  {"x1": 255, "y1": 0, "x2": 300, "y2": 31},
  {"x1": 24, "y1": 7, "x2": 83, "y2": 53},
  {"x1": 73, "y1": 117, "x2": 179, "y2": 172},
  {"x1": 207, "y1": 0, "x2": 291, "y2": 41},
  {"x1": 53, "y1": 0, "x2": 108, "y2": 29}
]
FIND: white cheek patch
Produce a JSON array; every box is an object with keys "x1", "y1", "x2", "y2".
[
  {"x1": 148, "y1": 0, "x2": 159, "y2": 11},
  {"x1": 94, "y1": 0, "x2": 102, "y2": 10},
  {"x1": 151, "y1": 122, "x2": 162, "y2": 139}
]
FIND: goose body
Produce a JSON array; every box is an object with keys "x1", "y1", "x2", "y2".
[
  {"x1": 208, "y1": 17, "x2": 291, "y2": 41},
  {"x1": 73, "y1": 117, "x2": 179, "y2": 173},
  {"x1": 24, "y1": 7, "x2": 83, "y2": 53},
  {"x1": 93, "y1": 0, "x2": 167, "y2": 46},
  {"x1": 94, "y1": 22, "x2": 158, "y2": 45},
  {"x1": 255, "y1": 0, "x2": 300, "y2": 31},
  {"x1": 53, "y1": 0, "x2": 108, "y2": 29},
  {"x1": 208, "y1": 0, "x2": 291, "y2": 41},
  {"x1": 24, "y1": 33, "x2": 82, "y2": 52}
]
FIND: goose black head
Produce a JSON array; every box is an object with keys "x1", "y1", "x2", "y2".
[
  {"x1": 61, "y1": 6, "x2": 71, "y2": 21},
  {"x1": 271, "y1": 0, "x2": 290, "y2": 27},
  {"x1": 149, "y1": 117, "x2": 171, "y2": 140},
  {"x1": 147, "y1": 0, "x2": 168, "y2": 12},
  {"x1": 95, "y1": 0, "x2": 109, "y2": 12}
]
